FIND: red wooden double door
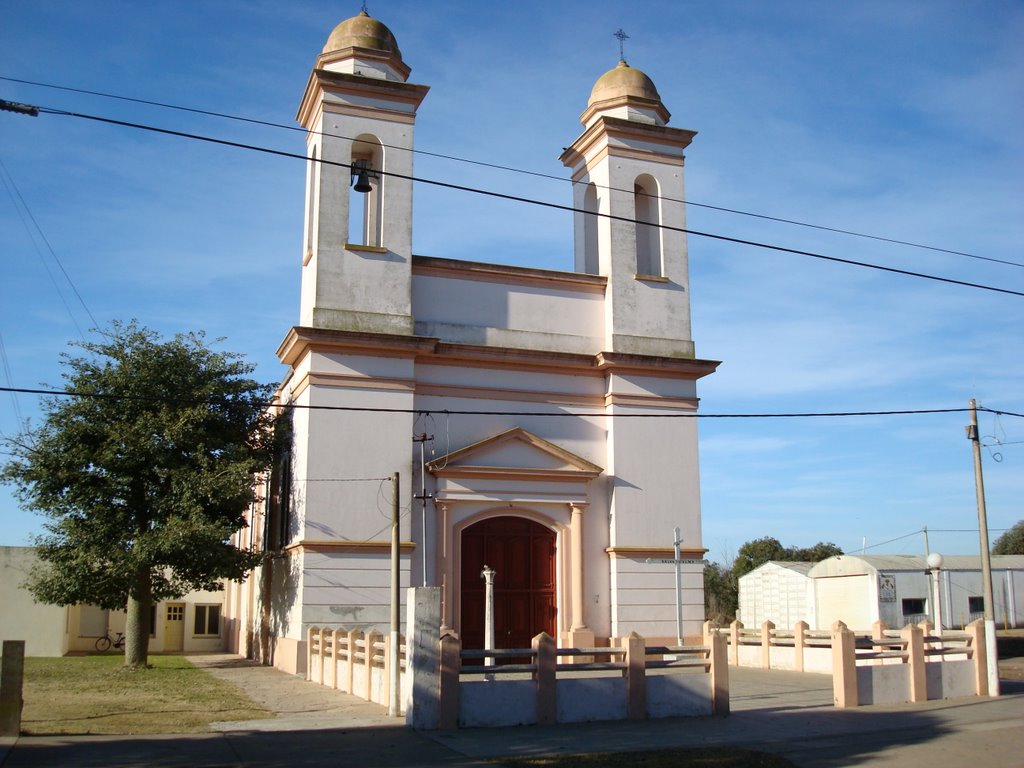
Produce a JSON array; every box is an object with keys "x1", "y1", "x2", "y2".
[{"x1": 460, "y1": 516, "x2": 556, "y2": 652}]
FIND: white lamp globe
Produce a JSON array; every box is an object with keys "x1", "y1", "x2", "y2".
[{"x1": 926, "y1": 552, "x2": 944, "y2": 570}]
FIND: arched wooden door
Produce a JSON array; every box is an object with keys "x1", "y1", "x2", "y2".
[{"x1": 460, "y1": 516, "x2": 556, "y2": 653}]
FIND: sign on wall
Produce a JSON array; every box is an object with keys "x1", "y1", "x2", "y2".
[{"x1": 878, "y1": 574, "x2": 897, "y2": 603}]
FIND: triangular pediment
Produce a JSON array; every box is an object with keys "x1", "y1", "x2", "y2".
[{"x1": 427, "y1": 428, "x2": 602, "y2": 480}]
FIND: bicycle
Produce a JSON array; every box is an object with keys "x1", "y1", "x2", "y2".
[{"x1": 95, "y1": 631, "x2": 126, "y2": 652}]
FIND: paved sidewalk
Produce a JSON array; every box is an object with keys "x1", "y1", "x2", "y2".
[{"x1": 1, "y1": 654, "x2": 1021, "y2": 767}]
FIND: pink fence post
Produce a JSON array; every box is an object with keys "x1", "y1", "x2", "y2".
[
  {"x1": 709, "y1": 629, "x2": 729, "y2": 716},
  {"x1": 533, "y1": 632, "x2": 557, "y2": 725},
  {"x1": 831, "y1": 620, "x2": 857, "y2": 708},
  {"x1": 702, "y1": 620, "x2": 715, "y2": 646},
  {"x1": 794, "y1": 621, "x2": 808, "y2": 673},
  {"x1": 317, "y1": 627, "x2": 327, "y2": 684},
  {"x1": 331, "y1": 629, "x2": 341, "y2": 689},
  {"x1": 729, "y1": 620, "x2": 743, "y2": 667},
  {"x1": 623, "y1": 631, "x2": 646, "y2": 720},
  {"x1": 305, "y1": 626, "x2": 316, "y2": 681},
  {"x1": 902, "y1": 623, "x2": 926, "y2": 702},
  {"x1": 365, "y1": 629, "x2": 381, "y2": 702},
  {"x1": 383, "y1": 633, "x2": 393, "y2": 710},
  {"x1": 760, "y1": 621, "x2": 775, "y2": 669},
  {"x1": 345, "y1": 628, "x2": 358, "y2": 694},
  {"x1": 965, "y1": 619, "x2": 988, "y2": 697},
  {"x1": 438, "y1": 633, "x2": 461, "y2": 730}
]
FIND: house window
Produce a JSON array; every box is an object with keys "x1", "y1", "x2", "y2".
[
  {"x1": 968, "y1": 596, "x2": 985, "y2": 614},
  {"x1": 901, "y1": 598, "x2": 926, "y2": 616},
  {"x1": 194, "y1": 605, "x2": 221, "y2": 637}
]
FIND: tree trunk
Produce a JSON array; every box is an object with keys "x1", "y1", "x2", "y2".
[{"x1": 124, "y1": 565, "x2": 152, "y2": 668}]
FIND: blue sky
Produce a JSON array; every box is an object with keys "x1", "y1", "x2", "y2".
[{"x1": 1, "y1": 1, "x2": 1021, "y2": 564}]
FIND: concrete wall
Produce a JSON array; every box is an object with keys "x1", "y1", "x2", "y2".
[{"x1": 0, "y1": 547, "x2": 67, "y2": 657}]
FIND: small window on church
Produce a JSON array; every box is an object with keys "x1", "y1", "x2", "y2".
[
  {"x1": 633, "y1": 174, "x2": 662, "y2": 277},
  {"x1": 348, "y1": 136, "x2": 384, "y2": 248}
]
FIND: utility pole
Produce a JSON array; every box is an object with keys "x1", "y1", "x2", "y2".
[
  {"x1": 388, "y1": 471, "x2": 401, "y2": 716},
  {"x1": 967, "y1": 399, "x2": 1000, "y2": 696},
  {"x1": 412, "y1": 433, "x2": 434, "y2": 586}
]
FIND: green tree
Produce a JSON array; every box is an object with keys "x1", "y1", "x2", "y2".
[
  {"x1": 732, "y1": 536, "x2": 786, "y2": 580},
  {"x1": 992, "y1": 520, "x2": 1024, "y2": 555},
  {"x1": 2, "y1": 322, "x2": 276, "y2": 668},
  {"x1": 703, "y1": 562, "x2": 738, "y2": 623},
  {"x1": 788, "y1": 541, "x2": 844, "y2": 562}
]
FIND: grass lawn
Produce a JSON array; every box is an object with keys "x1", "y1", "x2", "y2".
[
  {"x1": 22, "y1": 654, "x2": 273, "y2": 735},
  {"x1": 492, "y1": 748, "x2": 796, "y2": 767}
]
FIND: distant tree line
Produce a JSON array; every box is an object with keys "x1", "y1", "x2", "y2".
[
  {"x1": 704, "y1": 536, "x2": 843, "y2": 623},
  {"x1": 993, "y1": 520, "x2": 1024, "y2": 555}
]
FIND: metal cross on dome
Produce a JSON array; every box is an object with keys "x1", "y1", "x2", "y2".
[{"x1": 614, "y1": 28, "x2": 630, "y2": 62}]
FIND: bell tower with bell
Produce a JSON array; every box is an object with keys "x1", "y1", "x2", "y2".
[{"x1": 295, "y1": 10, "x2": 429, "y2": 335}]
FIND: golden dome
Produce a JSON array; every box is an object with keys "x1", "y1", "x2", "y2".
[
  {"x1": 323, "y1": 10, "x2": 402, "y2": 57},
  {"x1": 588, "y1": 60, "x2": 662, "y2": 107}
]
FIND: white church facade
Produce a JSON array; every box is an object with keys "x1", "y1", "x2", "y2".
[{"x1": 225, "y1": 11, "x2": 719, "y2": 674}]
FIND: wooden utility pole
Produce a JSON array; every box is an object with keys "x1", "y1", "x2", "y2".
[{"x1": 968, "y1": 399, "x2": 1000, "y2": 696}]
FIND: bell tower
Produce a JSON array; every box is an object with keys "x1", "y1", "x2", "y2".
[
  {"x1": 296, "y1": 10, "x2": 429, "y2": 334},
  {"x1": 559, "y1": 60, "x2": 696, "y2": 358}
]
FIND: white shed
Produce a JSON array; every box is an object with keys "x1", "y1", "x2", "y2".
[{"x1": 737, "y1": 561, "x2": 815, "y2": 629}]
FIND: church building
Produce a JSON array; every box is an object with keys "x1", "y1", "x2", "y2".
[{"x1": 225, "y1": 10, "x2": 719, "y2": 675}]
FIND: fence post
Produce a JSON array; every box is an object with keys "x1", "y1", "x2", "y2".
[
  {"x1": 623, "y1": 632, "x2": 646, "y2": 720},
  {"x1": 831, "y1": 620, "x2": 858, "y2": 708},
  {"x1": 0, "y1": 640, "x2": 25, "y2": 737},
  {"x1": 438, "y1": 632, "x2": 460, "y2": 730},
  {"x1": 794, "y1": 621, "x2": 808, "y2": 673},
  {"x1": 965, "y1": 619, "x2": 988, "y2": 697},
  {"x1": 317, "y1": 627, "x2": 327, "y2": 685},
  {"x1": 405, "y1": 586, "x2": 443, "y2": 730},
  {"x1": 709, "y1": 629, "x2": 729, "y2": 716},
  {"x1": 903, "y1": 623, "x2": 926, "y2": 703},
  {"x1": 760, "y1": 620, "x2": 775, "y2": 669},
  {"x1": 702, "y1": 620, "x2": 714, "y2": 646},
  {"x1": 365, "y1": 629, "x2": 381, "y2": 702},
  {"x1": 331, "y1": 629, "x2": 341, "y2": 690},
  {"x1": 383, "y1": 633, "x2": 393, "y2": 710},
  {"x1": 871, "y1": 619, "x2": 887, "y2": 641},
  {"x1": 729, "y1": 620, "x2": 743, "y2": 667},
  {"x1": 345, "y1": 628, "x2": 358, "y2": 694},
  {"x1": 533, "y1": 632, "x2": 557, "y2": 725},
  {"x1": 305, "y1": 626, "x2": 316, "y2": 681}
]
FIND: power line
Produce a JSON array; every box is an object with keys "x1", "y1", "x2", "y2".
[
  {"x1": 859, "y1": 529, "x2": 924, "y2": 553},
  {"x1": 1, "y1": 75, "x2": 1017, "y2": 269},
  {"x1": 14, "y1": 101, "x2": 1024, "y2": 299},
  {"x1": 3, "y1": 385, "x2": 1021, "y2": 420},
  {"x1": 0, "y1": 156, "x2": 99, "y2": 335}
]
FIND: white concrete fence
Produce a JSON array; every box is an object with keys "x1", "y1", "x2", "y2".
[
  {"x1": 705, "y1": 618, "x2": 990, "y2": 707},
  {"x1": 305, "y1": 626, "x2": 406, "y2": 711},
  {"x1": 430, "y1": 630, "x2": 729, "y2": 729},
  {"x1": 304, "y1": 597, "x2": 991, "y2": 726},
  {"x1": 306, "y1": 588, "x2": 728, "y2": 729}
]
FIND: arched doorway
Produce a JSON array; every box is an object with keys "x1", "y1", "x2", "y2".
[{"x1": 460, "y1": 516, "x2": 556, "y2": 653}]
